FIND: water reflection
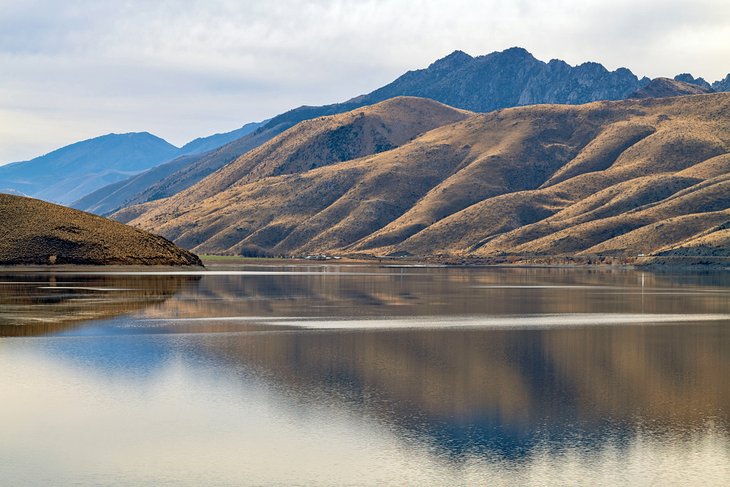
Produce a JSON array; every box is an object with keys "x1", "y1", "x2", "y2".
[
  {"x1": 201, "y1": 325, "x2": 730, "y2": 458},
  {"x1": 0, "y1": 272, "x2": 197, "y2": 336},
  {"x1": 1, "y1": 266, "x2": 729, "y2": 485},
  {"x1": 121, "y1": 266, "x2": 730, "y2": 324}
]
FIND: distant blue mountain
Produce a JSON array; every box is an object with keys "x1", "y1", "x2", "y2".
[
  {"x1": 70, "y1": 121, "x2": 266, "y2": 214},
  {"x1": 0, "y1": 122, "x2": 263, "y2": 205},
  {"x1": 179, "y1": 121, "x2": 263, "y2": 155},
  {"x1": 0, "y1": 132, "x2": 178, "y2": 204}
]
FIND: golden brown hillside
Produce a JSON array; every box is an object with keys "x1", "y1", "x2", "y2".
[
  {"x1": 119, "y1": 93, "x2": 730, "y2": 261},
  {"x1": 114, "y1": 96, "x2": 470, "y2": 225},
  {"x1": 0, "y1": 194, "x2": 202, "y2": 265}
]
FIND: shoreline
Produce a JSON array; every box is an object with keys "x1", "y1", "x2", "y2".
[{"x1": 0, "y1": 255, "x2": 728, "y2": 272}]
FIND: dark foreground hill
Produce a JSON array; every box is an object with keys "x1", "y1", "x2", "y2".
[
  {"x1": 0, "y1": 194, "x2": 202, "y2": 266},
  {"x1": 118, "y1": 93, "x2": 730, "y2": 262}
]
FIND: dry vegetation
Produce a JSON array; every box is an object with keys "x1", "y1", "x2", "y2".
[
  {"x1": 117, "y1": 93, "x2": 730, "y2": 262},
  {"x1": 0, "y1": 194, "x2": 202, "y2": 265}
]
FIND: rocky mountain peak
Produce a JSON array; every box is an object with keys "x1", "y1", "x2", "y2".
[
  {"x1": 629, "y1": 77, "x2": 714, "y2": 99},
  {"x1": 712, "y1": 74, "x2": 730, "y2": 92},
  {"x1": 674, "y1": 73, "x2": 712, "y2": 90},
  {"x1": 428, "y1": 50, "x2": 473, "y2": 70}
]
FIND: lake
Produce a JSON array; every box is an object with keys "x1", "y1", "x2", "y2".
[{"x1": 1, "y1": 264, "x2": 729, "y2": 486}]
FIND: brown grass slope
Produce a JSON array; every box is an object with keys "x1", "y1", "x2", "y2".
[
  {"x1": 0, "y1": 194, "x2": 202, "y2": 265},
  {"x1": 122, "y1": 93, "x2": 730, "y2": 259},
  {"x1": 115, "y1": 97, "x2": 469, "y2": 226}
]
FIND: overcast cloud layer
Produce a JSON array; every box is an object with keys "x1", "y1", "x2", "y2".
[{"x1": 1, "y1": 0, "x2": 729, "y2": 162}]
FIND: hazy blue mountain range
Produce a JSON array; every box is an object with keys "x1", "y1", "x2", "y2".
[
  {"x1": 71, "y1": 126, "x2": 277, "y2": 215},
  {"x1": 250, "y1": 47, "x2": 650, "y2": 134},
  {"x1": 177, "y1": 121, "x2": 263, "y2": 155},
  {"x1": 0, "y1": 122, "x2": 262, "y2": 205},
  {"x1": 0, "y1": 133, "x2": 178, "y2": 204},
  {"x1": 71, "y1": 152, "x2": 205, "y2": 215}
]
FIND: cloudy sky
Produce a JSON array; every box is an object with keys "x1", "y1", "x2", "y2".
[{"x1": 1, "y1": 0, "x2": 729, "y2": 163}]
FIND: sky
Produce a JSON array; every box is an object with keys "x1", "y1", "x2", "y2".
[{"x1": 1, "y1": 0, "x2": 729, "y2": 163}]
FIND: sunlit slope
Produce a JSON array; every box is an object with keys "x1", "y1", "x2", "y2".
[
  {"x1": 0, "y1": 194, "x2": 201, "y2": 265},
  {"x1": 122, "y1": 93, "x2": 730, "y2": 259},
  {"x1": 114, "y1": 96, "x2": 470, "y2": 224}
]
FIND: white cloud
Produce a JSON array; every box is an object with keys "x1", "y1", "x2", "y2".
[{"x1": 1, "y1": 0, "x2": 729, "y2": 162}]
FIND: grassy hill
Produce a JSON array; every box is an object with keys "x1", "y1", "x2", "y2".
[
  {"x1": 118, "y1": 93, "x2": 730, "y2": 262},
  {"x1": 0, "y1": 194, "x2": 201, "y2": 266},
  {"x1": 113, "y1": 96, "x2": 470, "y2": 225}
]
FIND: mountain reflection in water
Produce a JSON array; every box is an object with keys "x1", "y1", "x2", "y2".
[
  {"x1": 1, "y1": 265, "x2": 729, "y2": 485},
  {"x1": 0, "y1": 272, "x2": 198, "y2": 336}
]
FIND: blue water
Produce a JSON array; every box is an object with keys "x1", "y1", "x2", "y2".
[{"x1": 1, "y1": 265, "x2": 729, "y2": 485}]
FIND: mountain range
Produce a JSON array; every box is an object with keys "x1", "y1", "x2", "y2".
[
  {"x1": 629, "y1": 77, "x2": 714, "y2": 99},
  {"x1": 3, "y1": 47, "x2": 730, "y2": 264},
  {"x1": 114, "y1": 92, "x2": 730, "y2": 262},
  {"x1": 72, "y1": 47, "x2": 730, "y2": 216},
  {"x1": 0, "y1": 122, "x2": 262, "y2": 205}
]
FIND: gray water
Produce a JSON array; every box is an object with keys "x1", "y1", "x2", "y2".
[{"x1": 1, "y1": 264, "x2": 729, "y2": 486}]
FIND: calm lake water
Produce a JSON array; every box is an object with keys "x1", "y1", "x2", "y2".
[{"x1": 1, "y1": 264, "x2": 729, "y2": 486}]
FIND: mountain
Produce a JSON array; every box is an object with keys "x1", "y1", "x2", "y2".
[
  {"x1": 79, "y1": 48, "x2": 655, "y2": 216},
  {"x1": 0, "y1": 194, "x2": 201, "y2": 266},
  {"x1": 629, "y1": 77, "x2": 714, "y2": 99},
  {"x1": 68, "y1": 48, "x2": 730, "y2": 217},
  {"x1": 2, "y1": 123, "x2": 263, "y2": 210},
  {"x1": 117, "y1": 93, "x2": 730, "y2": 263},
  {"x1": 72, "y1": 123, "x2": 287, "y2": 215},
  {"x1": 674, "y1": 73, "x2": 712, "y2": 90},
  {"x1": 712, "y1": 74, "x2": 730, "y2": 92},
  {"x1": 0, "y1": 133, "x2": 179, "y2": 204},
  {"x1": 177, "y1": 121, "x2": 263, "y2": 155},
  {"x1": 349, "y1": 47, "x2": 651, "y2": 110},
  {"x1": 71, "y1": 151, "x2": 212, "y2": 216},
  {"x1": 113, "y1": 96, "x2": 469, "y2": 235}
]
